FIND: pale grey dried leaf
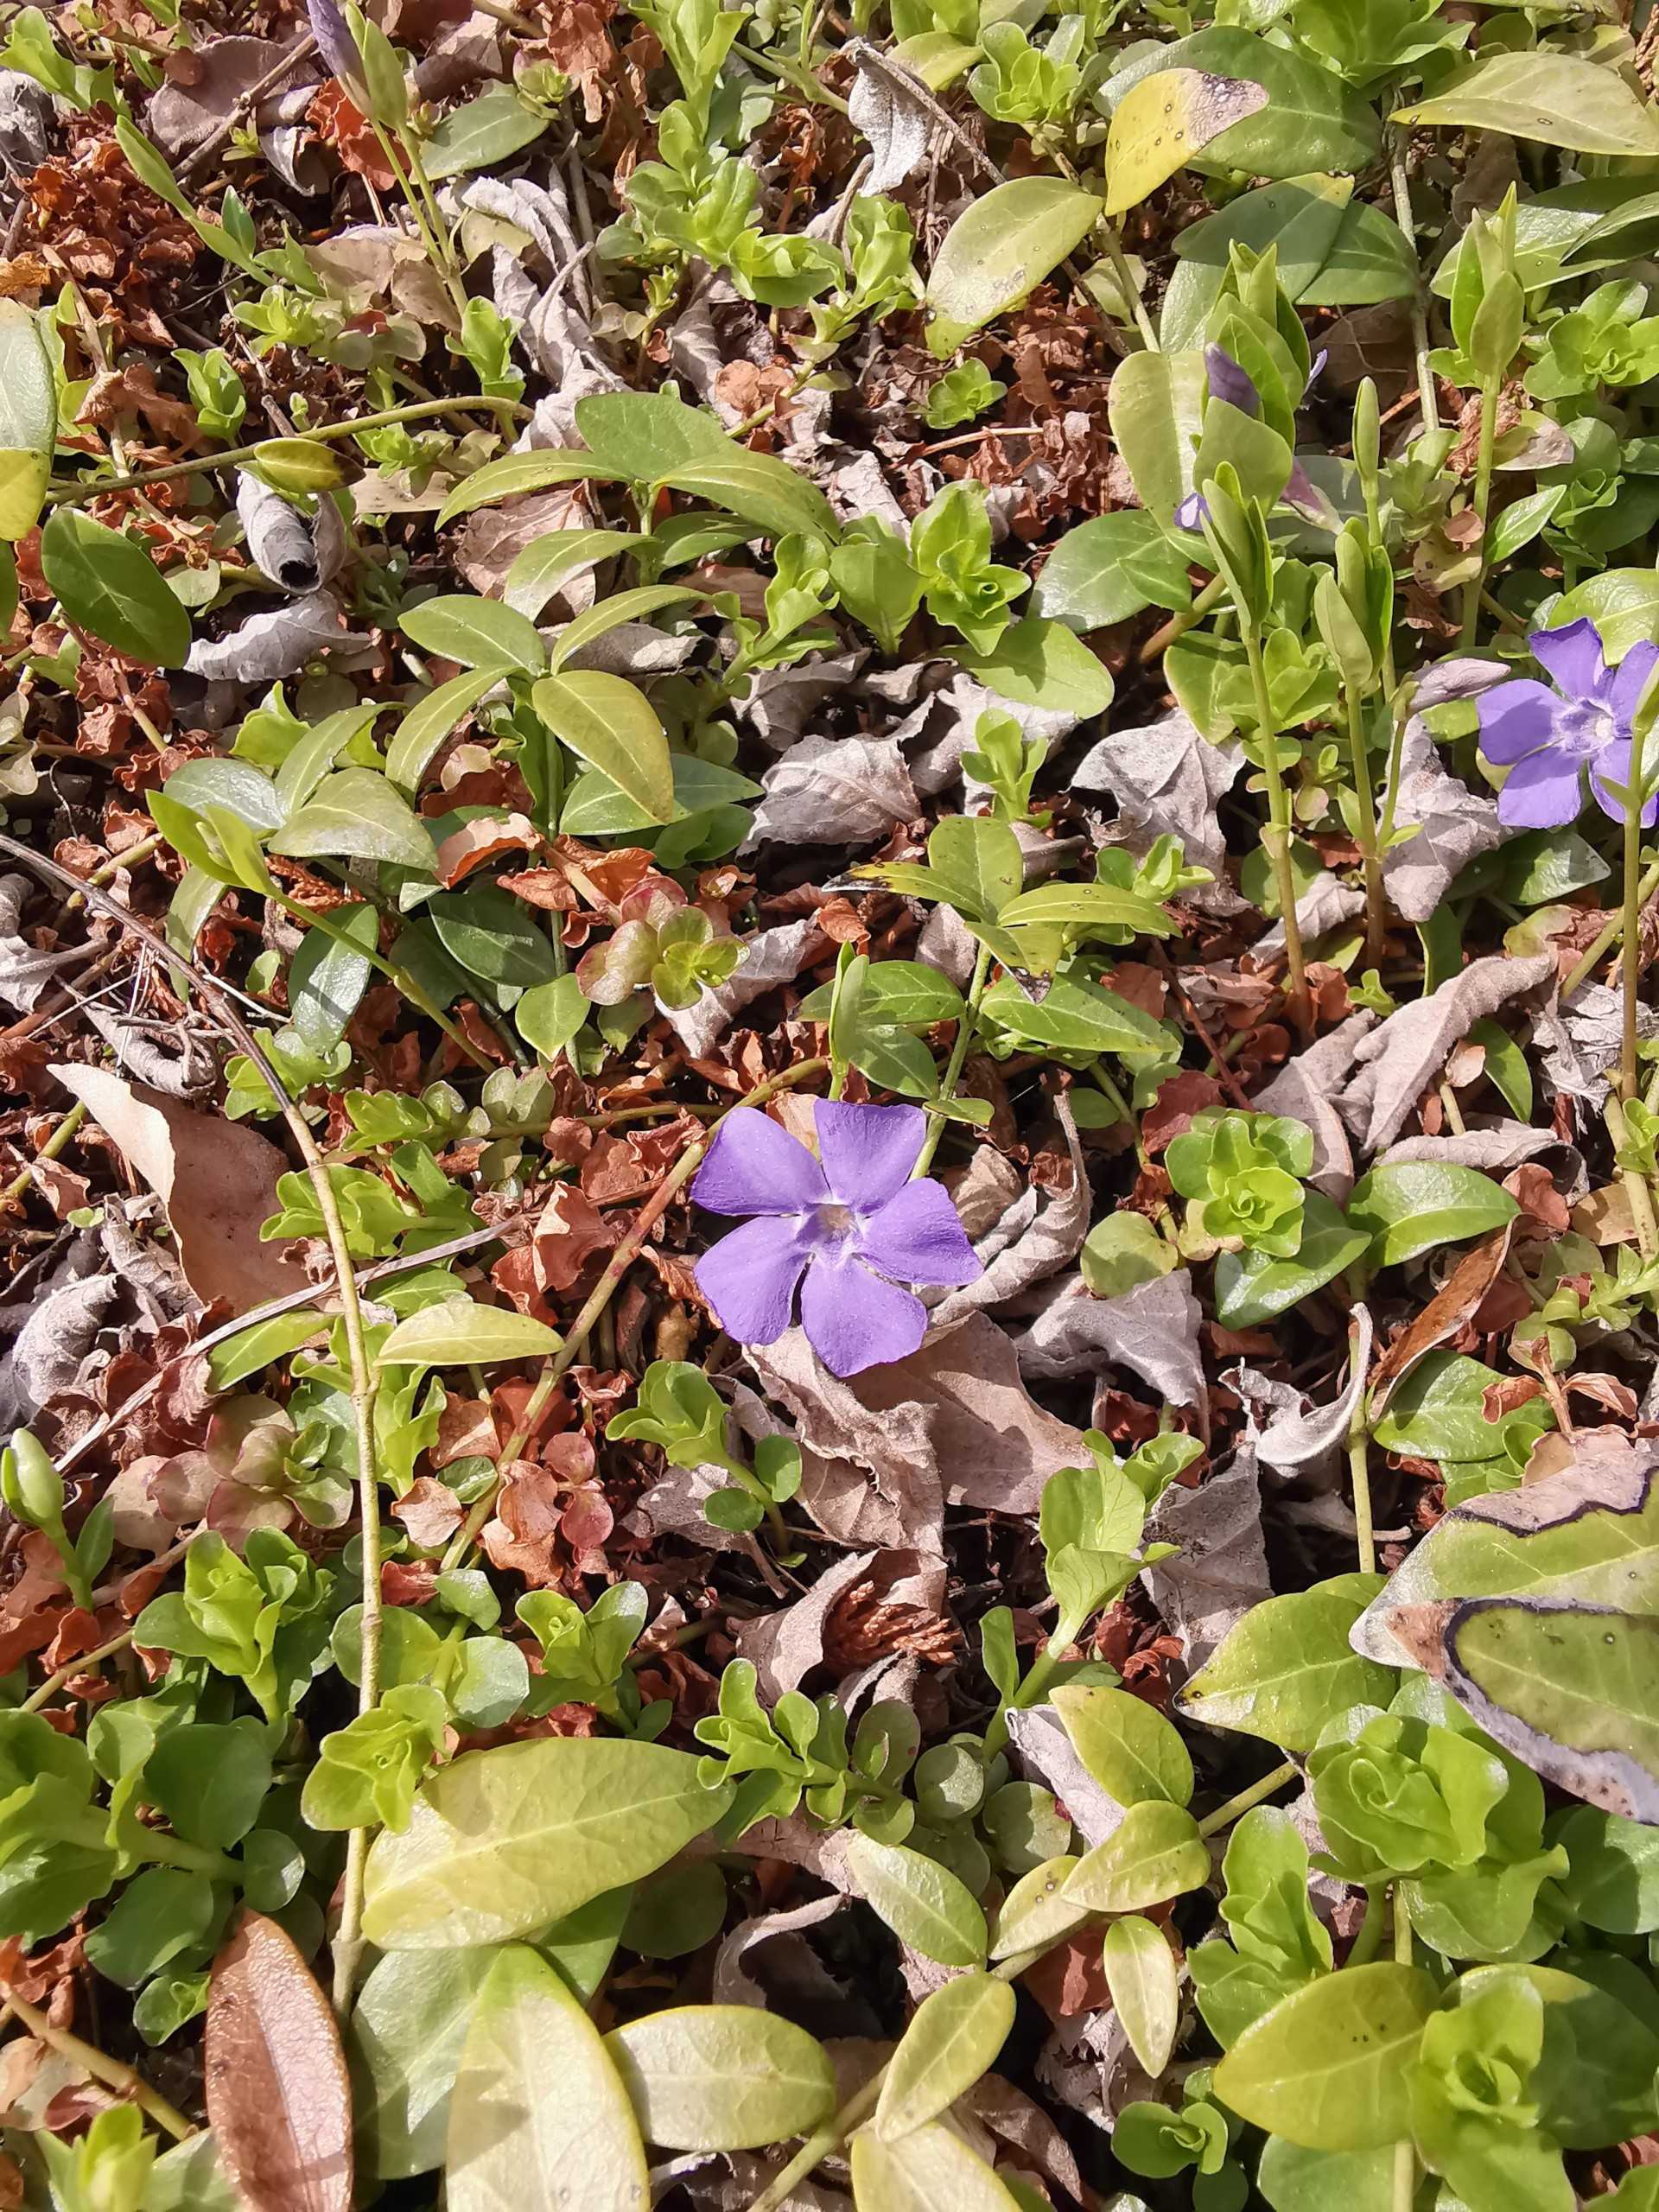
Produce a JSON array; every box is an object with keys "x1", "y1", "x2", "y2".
[
  {"x1": 1254, "y1": 1013, "x2": 1375, "y2": 1200},
  {"x1": 963, "y1": 2075, "x2": 1087, "y2": 2208},
  {"x1": 1337, "y1": 951, "x2": 1557, "y2": 1154},
  {"x1": 740, "y1": 654, "x2": 868, "y2": 754},
  {"x1": 1408, "y1": 654, "x2": 1508, "y2": 714},
  {"x1": 1255, "y1": 1307, "x2": 1373, "y2": 1482},
  {"x1": 0, "y1": 70, "x2": 52, "y2": 174},
  {"x1": 932, "y1": 1101, "x2": 1086, "y2": 1325},
  {"x1": 1005, "y1": 1707, "x2": 1123, "y2": 1848},
  {"x1": 0, "y1": 1274, "x2": 119, "y2": 1427},
  {"x1": 743, "y1": 734, "x2": 918, "y2": 850},
  {"x1": 82, "y1": 1009, "x2": 218, "y2": 1096},
  {"x1": 739, "y1": 1548, "x2": 944, "y2": 1700},
  {"x1": 822, "y1": 448, "x2": 911, "y2": 536},
  {"x1": 1382, "y1": 1121, "x2": 1578, "y2": 1180},
  {"x1": 308, "y1": 223, "x2": 456, "y2": 329},
  {"x1": 1383, "y1": 707, "x2": 1509, "y2": 924},
  {"x1": 915, "y1": 901, "x2": 978, "y2": 990},
  {"x1": 235, "y1": 475, "x2": 346, "y2": 595},
  {"x1": 0, "y1": 931, "x2": 86, "y2": 1015},
  {"x1": 186, "y1": 593, "x2": 346, "y2": 683},
  {"x1": 456, "y1": 483, "x2": 594, "y2": 605},
  {"x1": 1537, "y1": 981, "x2": 1659, "y2": 1113},
  {"x1": 712, "y1": 1893, "x2": 848, "y2": 2010},
  {"x1": 1254, "y1": 874, "x2": 1364, "y2": 957},
  {"x1": 848, "y1": 46, "x2": 930, "y2": 191},
  {"x1": 1072, "y1": 707, "x2": 1246, "y2": 914},
  {"x1": 900, "y1": 672, "x2": 1077, "y2": 798},
  {"x1": 1018, "y1": 1268, "x2": 1205, "y2": 1413},
  {"x1": 1145, "y1": 1446, "x2": 1271, "y2": 1675},
  {"x1": 146, "y1": 36, "x2": 310, "y2": 153},
  {"x1": 664, "y1": 918, "x2": 829, "y2": 1058},
  {"x1": 556, "y1": 621, "x2": 698, "y2": 677}
]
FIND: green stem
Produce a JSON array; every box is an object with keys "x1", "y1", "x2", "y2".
[
  {"x1": 1195, "y1": 1757, "x2": 1300, "y2": 1840},
  {"x1": 1389, "y1": 125, "x2": 1437, "y2": 442},
  {"x1": 47, "y1": 398, "x2": 531, "y2": 504},
  {"x1": 1139, "y1": 572, "x2": 1225, "y2": 665},
  {"x1": 1097, "y1": 218, "x2": 1159, "y2": 351},
  {"x1": 3, "y1": 1098, "x2": 87, "y2": 1206},
  {"x1": 20, "y1": 1625, "x2": 132, "y2": 1712},
  {"x1": 1243, "y1": 626, "x2": 1309, "y2": 1028},
  {"x1": 141, "y1": 1830, "x2": 244, "y2": 1886},
  {"x1": 1458, "y1": 377, "x2": 1500, "y2": 648},
  {"x1": 1344, "y1": 683, "x2": 1387, "y2": 967},
  {"x1": 1349, "y1": 1386, "x2": 1376, "y2": 1578},
  {"x1": 277, "y1": 897, "x2": 493, "y2": 1072},
  {"x1": 1562, "y1": 853, "x2": 1659, "y2": 999},
  {"x1": 912, "y1": 941, "x2": 992, "y2": 1178},
  {"x1": 981, "y1": 1608, "x2": 1087, "y2": 1768},
  {"x1": 1392, "y1": 1886, "x2": 1418, "y2": 2212},
  {"x1": 1346, "y1": 1884, "x2": 1389, "y2": 1967},
  {"x1": 1620, "y1": 709, "x2": 1651, "y2": 1104},
  {"x1": 370, "y1": 121, "x2": 471, "y2": 326}
]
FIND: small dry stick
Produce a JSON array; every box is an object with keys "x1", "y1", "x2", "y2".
[
  {"x1": 0, "y1": 1993, "x2": 194, "y2": 2140},
  {"x1": 178, "y1": 35, "x2": 319, "y2": 183}
]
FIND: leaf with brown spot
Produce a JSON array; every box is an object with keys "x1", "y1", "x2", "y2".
[{"x1": 206, "y1": 1912, "x2": 353, "y2": 2212}]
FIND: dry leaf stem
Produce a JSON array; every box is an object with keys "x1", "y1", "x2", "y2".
[{"x1": 0, "y1": 1993, "x2": 194, "y2": 2141}]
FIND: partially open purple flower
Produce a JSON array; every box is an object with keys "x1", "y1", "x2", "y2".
[
  {"x1": 1475, "y1": 616, "x2": 1659, "y2": 830},
  {"x1": 691, "y1": 1101, "x2": 982, "y2": 1377},
  {"x1": 1173, "y1": 345, "x2": 1329, "y2": 532}
]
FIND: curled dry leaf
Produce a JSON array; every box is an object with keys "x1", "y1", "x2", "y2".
[{"x1": 206, "y1": 1910, "x2": 353, "y2": 2212}]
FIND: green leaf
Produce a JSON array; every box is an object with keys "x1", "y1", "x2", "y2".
[
  {"x1": 925, "y1": 178, "x2": 1104, "y2": 354},
  {"x1": 1372, "y1": 1351, "x2": 1515, "y2": 1466},
  {"x1": 423, "y1": 84, "x2": 551, "y2": 178},
  {"x1": 400, "y1": 594, "x2": 547, "y2": 673},
  {"x1": 40, "y1": 509, "x2": 192, "y2": 668},
  {"x1": 270, "y1": 768, "x2": 437, "y2": 873},
  {"x1": 549, "y1": 585, "x2": 704, "y2": 673},
  {"x1": 982, "y1": 974, "x2": 1168, "y2": 1056},
  {"x1": 604, "y1": 2006, "x2": 836, "y2": 2150},
  {"x1": 1103, "y1": 67, "x2": 1268, "y2": 218},
  {"x1": 1108, "y1": 348, "x2": 1209, "y2": 525},
  {"x1": 1213, "y1": 1964, "x2": 1438, "y2": 2150},
  {"x1": 378, "y1": 1299, "x2": 561, "y2": 1367},
  {"x1": 1062, "y1": 1800, "x2": 1208, "y2": 1912},
  {"x1": 363, "y1": 1737, "x2": 731, "y2": 1948},
  {"x1": 849, "y1": 2120, "x2": 1024, "y2": 2212},
  {"x1": 560, "y1": 751, "x2": 760, "y2": 837},
  {"x1": 1393, "y1": 53, "x2": 1659, "y2": 157},
  {"x1": 1101, "y1": 1916, "x2": 1180, "y2": 2077},
  {"x1": 1554, "y1": 568, "x2": 1659, "y2": 660},
  {"x1": 1213, "y1": 1192, "x2": 1371, "y2": 1327},
  {"x1": 1255, "y1": 2139, "x2": 1396, "y2": 2212},
  {"x1": 429, "y1": 887, "x2": 559, "y2": 988},
  {"x1": 206, "y1": 1312, "x2": 327, "y2": 1392},
  {"x1": 288, "y1": 903, "x2": 378, "y2": 1052},
  {"x1": 1348, "y1": 1160, "x2": 1519, "y2": 1268},
  {"x1": 1052, "y1": 1684, "x2": 1192, "y2": 1808},
  {"x1": 955, "y1": 619, "x2": 1114, "y2": 716},
  {"x1": 1554, "y1": 1806, "x2": 1659, "y2": 1934},
  {"x1": 532, "y1": 671, "x2": 675, "y2": 824},
  {"x1": 446, "y1": 1946, "x2": 649, "y2": 2212},
  {"x1": 505, "y1": 530, "x2": 640, "y2": 620},
  {"x1": 988, "y1": 1855, "x2": 1092, "y2": 1961},
  {"x1": 844, "y1": 1835, "x2": 988, "y2": 1968},
  {"x1": 516, "y1": 972, "x2": 590, "y2": 1061},
  {"x1": 0, "y1": 302, "x2": 55, "y2": 541},
  {"x1": 1178, "y1": 1574, "x2": 1393, "y2": 1752},
  {"x1": 436, "y1": 450, "x2": 620, "y2": 529},
  {"x1": 874, "y1": 1974, "x2": 1016, "y2": 2140},
  {"x1": 926, "y1": 816, "x2": 1023, "y2": 921},
  {"x1": 1032, "y1": 511, "x2": 1193, "y2": 631},
  {"x1": 664, "y1": 448, "x2": 838, "y2": 542},
  {"x1": 571, "y1": 392, "x2": 840, "y2": 540},
  {"x1": 354, "y1": 1948, "x2": 498, "y2": 2180},
  {"x1": 146, "y1": 1721, "x2": 271, "y2": 1849},
  {"x1": 1106, "y1": 28, "x2": 1378, "y2": 176},
  {"x1": 385, "y1": 668, "x2": 501, "y2": 797},
  {"x1": 85, "y1": 1867, "x2": 217, "y2": 1989}
]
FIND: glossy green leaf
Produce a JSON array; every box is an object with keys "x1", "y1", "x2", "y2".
[
  {"x1": 436, "y1": 450, "x2": 620, "y2": 528},
  {"x1": 1255, "y1": 2139, "x2": 1396, "y2": 2212},
  {"x1": 1052, "y1": 1684, "x2": 1192, "y2": 1808},
  {"x1": 364, "y1": 1737, "x2": 730, "y2": 1948},
  {"x1": 1101, "y1": 1916, "x2": 1180, "y2": 2077},
  {"x1": 874, "y1": 1974, "x2": 1017, "y2": 2139},
  {"x1": 516, "y1": 972, "x2": 590, "y2": 1061},
  {"x1": 355, "y1": 1947, "x2": 499, "y2": 2179},
  {"x1": 288, "y1": 903, "x2": 378, "y2": 1051},
  {"x1": 0, "y1": 301, "x2": 55, "y2": 541},
  {"x1": 505, "y1": 530, "x2": 640, "y2": 619},
  {"x1": 1107, "y1": 348, "x2": 1208, "y2": 524},
  {"x1": 423, "y1": 85, "x2": 551, "y2": 178},
  {"x1": 1178, "y1": 1574, "x2": 1393, "y2": 1751},
  {"x1": 400, "y1": 594, "x2": 547, "y2": 673},
  {"x1": 270, "y1": 768, "x2": 436, "y2": 873},
  {"x1": 955, "y1": 619, "x2": 1114, "y2": 716},
  {"x1": 925, "y1": 178, "x2": 1103, "y2": 354},
  {"x1": 428, "y1": 887, "x2": 559, "y2": 988},
  {"x1": 605, "y1": 2005, "x2": 836, "y2": 2150},
  {"x1": 378, "y1": 1300, "x2": 561, "y2": 1367},
  {"x1": 988, "y1": 1856, "x2": 1090, "y2": 1961},
  {"x1": 1213, "y1": 1964, "x2": 1438, "y2": 2149},
  {"x1": 385, "y1": 668, "x2": 501, "y2": 797},
  {"x1": 1062, "y1": 1800, "x2": 1208, "y2": 1912},
  {"x1": 40, "y1": 510, "x2": 192, "y2": 668},
  {"x1": 1032, "y1": 511, "x2": 1192, "y2": 631},
  {"x1": 1106, "y1": 28, "x2": 1378, "y2": 176},
  {"x1": 1348, "y1": 1160, "x2": 1519, "y2": 1268},
  {"x1": 1214, "y1": 1192, "x2": 1370, "y2": 1327},
  {"x1": 531, "y1": 671, "x2": 675, "y2": 824},
  {"x1": 447, "y1": 1946, "x2": 648, "y2": 2212},
  {"x1": 1393, "y1": 52, "x2": 1659, "y2": 157},
  {"x1": 845, "y1": 1836, "x2": 988, "y2": 1967},
  {"x1": 982, "y1": 974, "x2": 1167, "y2": 1056}
]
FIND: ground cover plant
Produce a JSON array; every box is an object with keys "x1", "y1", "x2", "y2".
[{"x1": 6, "y1": 0, "x2": 1659, "y2": 2205}]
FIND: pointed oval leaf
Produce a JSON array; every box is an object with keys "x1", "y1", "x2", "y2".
[
  {"x1": 0, "y1": 302, "x2": 55, "y2": 542},
  {"x1": 206, "y1": 1911, "x2": 353, "y2": 2212},
  {"x1": 1178, "y1": 1574, "x2": 1392, "y2": 1751},
  {"x1": 1101, "y1": 1916, "x2": 1180, "y2": 2077},
  {"x1": 270, "y1": 768, "x2": 436, "y2": 873},
  {"x1": 845, "y1": 1836, "x2": 988, "y2": 1967},
  {"x1": 1062, "y1": 1800, "x2": 1208, "y2": 1913},
  {"x1": 378, "y1": 1299, "x2": 561, "y2": 1366},
  {"x1": 1213, "y1": 1963, "x2": 1439, "y2": 2151},
  {"x1": 505, "y1": 528, "x2": 640, "y2": 619},
  {"x1": 354, "y1": 1948, "x2": 498, "y2": 2180},
  {"x1": 604, "y1": 2005, "x2": 836, "y2": 2150},
  {"x1": 988, "y1": 1856, "x2": 1091, "y2": 1961},
  {"x1": 531, "y1": 671, "x2": 675, "y2": 824},
  {"x1": 447, "y1": 1946, "x2": 647, "y2": 2212},
  {"x1": 1052, "y1": 1685, "x2": 1193, "y2": 1808},
  {"x1": 436, "y1": 450, "x2": 618, "y2": 528},
  {"x1": 41, "y1": 509, "x2": 192, "y2": 668},
  {"x1": 1393, "y1": 52, "x2": 1659, "y2": 157},
  {"x1": 1108, "y1": 348, "x2": 1208, "y2": 524},
  {"x1": 363, "y1": 1737, "x2": 731, "y2": 1948},
  {"x1": 925, "y1": 179, "x2": 1103, "y2": 353},
  {"x1": 385, "y1": 667, "x2": 502, "y2": 797},
  {"x1": 399, "y1": 594, "x2": 547, "y2": 673},
  {"x1": 874, "y1": 1974, "x2": 1016, "y2": 2140},
  {"x1": 1104, "y1": 68, "x2": 1268, "y2": 218},
  {"x1": 422, "y1": 84, "x2": 551, "y2": 178},
  {"x1": 849, "y1": 2120, "x2": 1022, "y2": 2211}
]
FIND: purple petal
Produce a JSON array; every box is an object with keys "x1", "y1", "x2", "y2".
[
  {"x1": 1497, "y1": 748, "x2": 1586, "y2": 830},
  {"x1": 1590, "y1": 739, "x2": 1659, "y2": 827},
  {"x1": 1475, "y1": 679, "x2": 1570, "y2": 766},
  {"x1": 1305, "y1": 348, "x2": 1327, "y2": 396},
  {"x1": 1606, "y1": 640, "x2": 1659, "y2": 728},
  {"x1": 1283, "y1": 460, "x2": 1332, "y2": 525},
  {"x1": 1205, "y1": 346, "x2": 1259, "y2": 417},
  {"x1": 308, "y1": 0, "x2": 360, "y2": 82},
  {"x1": 692, "y1": 1108, "x2": 827, "y2": 1217},
  {"x1": 696, "y1": 1216, "x2": 812, "y2": 1344},
  {"x1": 855, "y1": 1179, "x2": 983, "y2": 1288},
  {"x1": 1528, "y1": 616, "x2": 1606, "y2": 702},
  {"x1": 815, "y1": 1100, "x2": 925, "y2": 1209},
  {"x1": 799, "y1": 1256, "x2": 928, "y2": 1376},
  {"x1": 1173, "y1": 491, "x2": 1208, "y2": 533}
]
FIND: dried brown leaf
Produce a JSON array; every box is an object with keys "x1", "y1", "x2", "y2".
[{"x1": 206, "y1": 1911, "x2": 353, "y2": 2212}]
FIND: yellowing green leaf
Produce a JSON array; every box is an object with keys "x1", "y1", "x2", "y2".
[
  {"x1": 1102, "y1": 1916, "x2": 1180, "y2": 2077},
  {"x1": 378, "y1": 1300, "x2": 562, "y2": 1367},
  {"x1": 1393, "y1": 53, "x2": 1659, "y2": 157},
  {"x1": 849, "y1": 2120, "x2": 1022, "y2": 2211},
  {"x1": 531, "y1": 671, "x2": 675, "y2": 825},
  {"x1": 604, "y1": 2005, "x2": 836, "y2": 2150},
  {"x1": 1052, "y1": 1685, "x2": 1194, "y2": 1808},
  {"x1": 0, "y1": 302, "x2": 54, "y2": 543},
  {"x1": 874, "y1": 1974, "x2": 1016, "y2": 2140},
  {"x1": 1103, "y1": 68, "x2": 1268, "y2": 218},
  {"x1": 362, "y1": 1738, "x2": 730, "y2": 1948},
  {"x1": 1213, "y1": 1964, "x2": 1438, "y2": 2151},
  {"x1": 925, "y1": 179, "x2": 1103, "y2": 355},
  {"x1": 447, "y1": 1947, "x2": 648, "y2": 2212},
  {"x1": 845, "y1": 1836, "x2": 988, "y2": 1967},
  {"x1": 1062, "y1": 1800, "x2": 1208, "y2": 1913}
]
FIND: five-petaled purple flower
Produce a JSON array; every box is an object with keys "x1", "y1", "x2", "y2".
[
  {"x1": 691, "y1": 1101, "x2": 982, "y2": 1377},
  {"x1": 1174, "y1": 345, "x2": 1329, "y2": 532},
  {"x1": 1475, "y1": 616, "x2": 1659, "y2": 830}
]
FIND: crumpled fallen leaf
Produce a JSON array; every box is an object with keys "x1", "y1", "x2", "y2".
[
  {"x1": 743, "y1": 734, "x2": 919, "y2": 853},
  {"x1": 847, "y1": 41, "x2": 931, "y2": 193},
  {"x1": 1254, "y1": 1012, "x2": 1376, "y2": 1199},
  {"x1": 206, "y1": 1910, "x2": 353, "y2": 2212},
  {"x1": 1072, "y1": 707, "x2": 1248, "y2": 915},
  {"x1": 1253, "y1": 1306, "x2": 1375, "y2": 1484},
  {"x1": 1018, "y1": 1268, "x2": 1206, "y2": 1415},
  {"x1": 49, "y1": 1065, "x2": 310, "y2": 1313},
  {"x1": 186, "y1": 592, "x2": 347, "y2": 683},
  {"x1": 931, "y1": 1100, "x2": 1088, "y2": 1325},
  {"x1": 1382, "y1": 661, "x2": 1510, "y2": 922},
  {"x1": 1336, "y1": 951, "x2": 1556, "y2": 1154},
  {"x1": 1144, "y1": 1446, "x2": 1271, "y2": 1675},
  {"x1": 236, "y1": 474, "x2": 347, "y2": 596},
  {"x1": 738, "y1": 1547, "x2": 946, "y2": 1700}
]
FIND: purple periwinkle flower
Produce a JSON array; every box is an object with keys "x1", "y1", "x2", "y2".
[
  {"x1": 1475, "y1": 616, "x2": 1659, "y2": 830},
  {"x1": 308, "y1": 0, "x2": 361, "y2": 85},
  {"x1": 691, "y1": 1101, "x2": 982, "y2": 1377},
  {"x1": 1173, "y1": 345, "x2": 1329, "y2": 533}
]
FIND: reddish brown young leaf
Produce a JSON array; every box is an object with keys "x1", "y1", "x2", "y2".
[{"x1": 206, "y1": 1912, "x2": 353, "y2": 2212}]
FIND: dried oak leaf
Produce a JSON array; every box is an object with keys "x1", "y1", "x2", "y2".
[{"x1": 206, "y1": 1911, "x2": 353, "y2": 2212}]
